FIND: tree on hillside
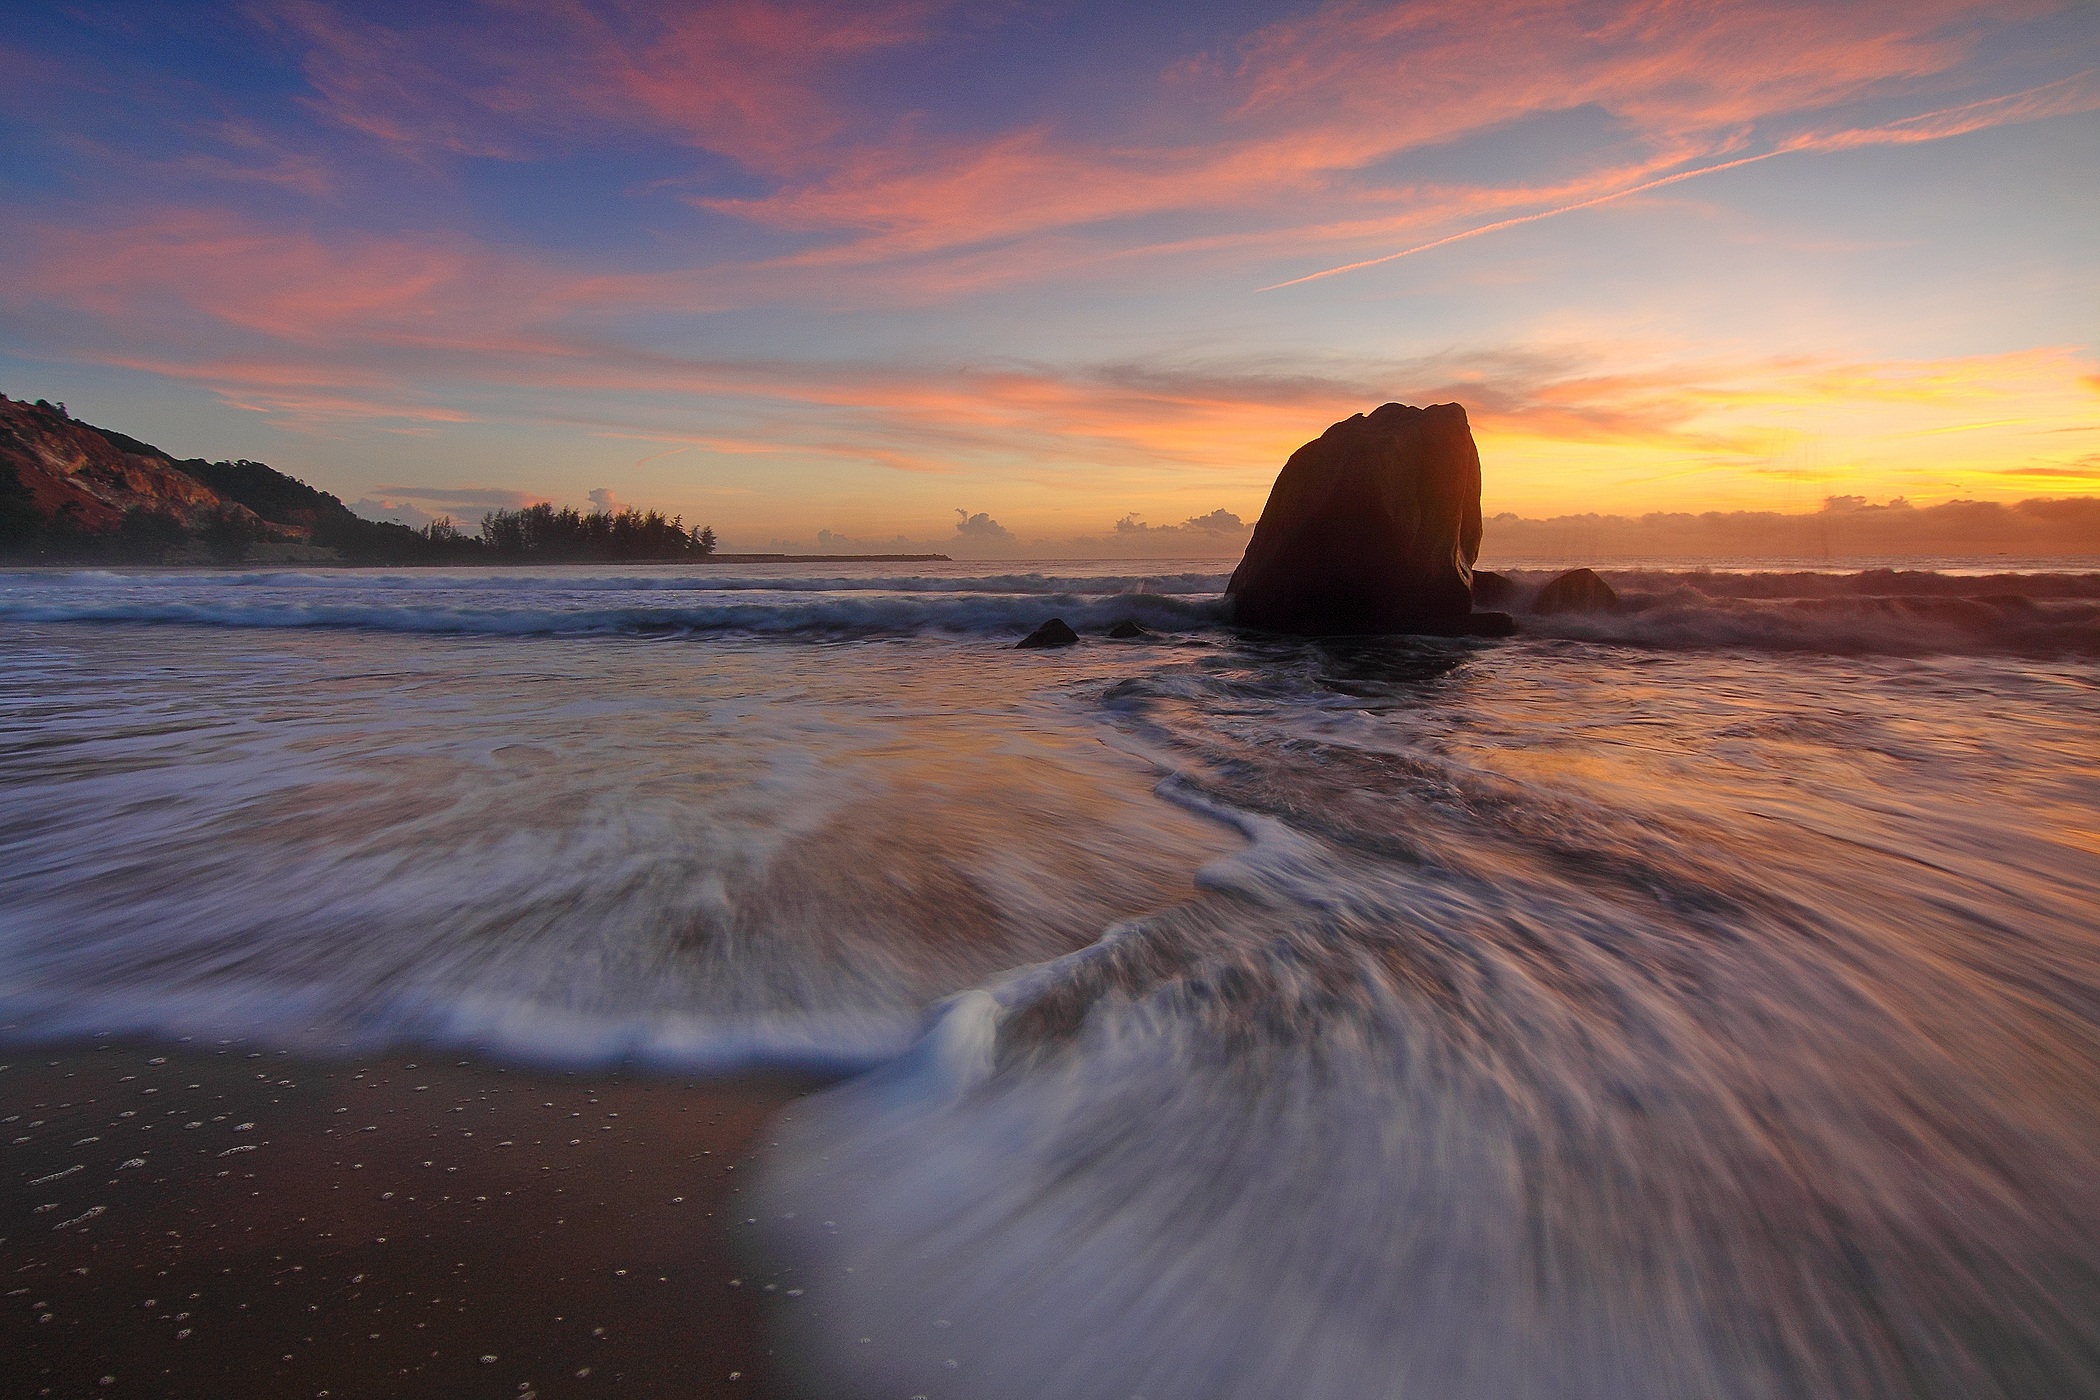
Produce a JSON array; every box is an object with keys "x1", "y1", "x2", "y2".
[
  {"x1": 203, "y1": 509, "x2": 255, "y2": 564},
  {"x1": 115, "y1": 508, "x2": 187, "y2": 564},
  {"x1": 0, "y1": 459, "x2": 39, "y2": 553}
]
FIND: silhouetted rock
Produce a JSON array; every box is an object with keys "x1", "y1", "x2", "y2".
[
  {"x1": 1106, "y1": 620, "x2": 1148, "y2": 639},
  {"x1": 1017, "y1": 618, "x2": 1080, "y2": 649},
  {"x1": 1531, "y1": 568, "x2": 1618, "y2": 614},
  {"x1": 1226, "y1": 402, "x2": 1482, "y2": 635},
  {"x1": 1471, "y1": 569, "x2": 1516, "y2": 607}
]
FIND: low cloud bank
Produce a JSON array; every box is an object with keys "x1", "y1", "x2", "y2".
[
  {"x1": 758, "y1": 508, "x2": 1027, "y2": 558},
  {"x1": 1480, "y1": 496, "x2": 2100, "y2": 564},
  {"x1": 760, "y1": 507, "x2": 1252, "y2": 559},
  {"x1": 953, "y1": 509, "x2": 1014, "y2": 543},
  {"x1": 353, "y1": 484, "x2": 550, "y2": 530},
  {"x1": 716, "y1": 495, "x2": 2100, "y2": 563},
  {"x1": 350, "y1": 497, "x2": 439, "y2": 529},
  {"x1": 1057, "y1": 508, "x2": 1254, "y2": 558}
]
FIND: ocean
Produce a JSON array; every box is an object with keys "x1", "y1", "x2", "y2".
[{"x1": 3, "y1": 560, "x2": 2099, "y2": 1399}]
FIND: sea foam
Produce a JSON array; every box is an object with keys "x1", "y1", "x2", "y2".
[
  {"x1": 4, "y1": 563, "x2": 2094, "y2": 654},
  {"x1": 6, "y1": 561, "x2": 2099, "y2": 1397}
]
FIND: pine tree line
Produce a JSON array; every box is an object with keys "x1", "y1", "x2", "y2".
[{"x1": 471, "y1": 503, "x2": 716, "y2": 561}]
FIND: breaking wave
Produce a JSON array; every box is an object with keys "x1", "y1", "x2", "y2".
[
  {"x1": 754, "y1": 638, "x2": 2100, "y2": 1400},
  {"x1": 0, "y1": 565, "x2": 1228, "y2": 637},
  {"x1": 6, "y1": 555, "x2": 2099, "y2": 1398},
  {"x1": 1526, "y1": 590, "x2": 2100, "y2": 656},
  {"x1": 0, "y1": 590, "x2": 1227, "y2": 638},
  {"x1": 1, "y1": 563, "x2": 2096, "y2": 655},
  {"x1": 10, "y1": 567, "x2": 1237, "y2": 596}
]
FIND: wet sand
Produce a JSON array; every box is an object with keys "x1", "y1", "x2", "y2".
[{"x1": 1, "y1": 1042, "x2": 830, "y2": 1399}]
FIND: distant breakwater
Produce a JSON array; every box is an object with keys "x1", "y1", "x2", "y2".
[{"x1": 706, "y1": 553, "x2": 952, "y2": 563}]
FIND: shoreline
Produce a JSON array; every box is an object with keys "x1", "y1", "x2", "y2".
[
  {"x1": 3, "y1": 556, "x2": 2097, "y2": 574},
  {"x1": 0, "y1": 554, "x2": 961, "y2": 571},
  {"x1": 2, "y1": 1041, "x2": 836, "y2": 1399}
]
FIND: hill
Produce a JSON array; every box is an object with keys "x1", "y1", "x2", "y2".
[
  {"x1": 1, "y1": 395, "x2": 264, "y2": 537},
  {"x1": 0, "y1": 394, "x2": 710, "y2": 565}
]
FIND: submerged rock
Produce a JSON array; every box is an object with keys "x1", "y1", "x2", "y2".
[
  {"x1": 1016, "y1": 618, "x2": 1080, "y2": 649},
  {"x1": 1470, "y1": 569, "x2": 1517, "y2": 607},
  {"x1": 1531, "y1": 568, "x2": 1618, "y2": 614},
  {"x1": 1226, "y1": 402, "x2": 1483, "y2": 635},
  {"x1": 1464, "y1": 611, "x2": 1518, "y2": 637},
  {"x1": 1106, "y1": 620, "x2": 1149, "y2": 639}
]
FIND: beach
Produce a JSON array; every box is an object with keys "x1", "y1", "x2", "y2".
[{"x1": 4, "y1": 1043, "x2": 820, "y2": 1399}]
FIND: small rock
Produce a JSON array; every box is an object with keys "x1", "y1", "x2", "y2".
[
  {"x1": 1106, "y1": 620, "x2": 1148, "y2": 639},
  {"x1": 1530, "y1": 568, "x2": 1618, "y2": 614},
  {"x1": 1016, "y1": 618, "x2": 1080, "y2": 649},
  {"x1": 1470, "y1": 570, "x2": 1516, "y2": 607}
]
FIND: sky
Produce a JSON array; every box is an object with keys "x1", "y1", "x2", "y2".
[{"x1": 2, "y1": 0, "x2": 2097, "y2": 555}]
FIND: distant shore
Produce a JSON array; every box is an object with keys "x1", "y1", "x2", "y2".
[
  {"x1": 2, "y1": 1043, "x2": 837, "y2": 1399},
  {"x1": 700, "y1": 554, "x2": 951, "y2": 563},
  {"x1": 0, "y1": 553, "x2": 957, "y2": 570}
]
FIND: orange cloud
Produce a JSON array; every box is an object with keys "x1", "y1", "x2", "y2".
[
  {"x1": 16, "y1": 189, "x2": 2093, "y2": 496},
  {"x1": 45, "y1": 269, "x2": 2096, "y2": 515},
  {"x1": 12, "y1": 194, "x2": 2083, "y2": 449}
]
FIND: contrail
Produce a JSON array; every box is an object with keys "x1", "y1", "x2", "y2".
[
  {"x1": 1258, "y1": 72, "x2": 2099, "y2": 293},
  {"x1": 1257, "y1": 149, "x2": 1786, "y2": 291},
  {"x1": 633, "y1": 444, "x2": 695, "y2": 468}
]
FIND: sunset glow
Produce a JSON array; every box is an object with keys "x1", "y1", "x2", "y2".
[{"x1": 3, "y1": 0, "x2": 2095, "y2": 550}]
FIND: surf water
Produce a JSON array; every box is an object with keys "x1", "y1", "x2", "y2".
[{"x1": 4, "y1": 560, "x2": 2098, "y2": 1398}]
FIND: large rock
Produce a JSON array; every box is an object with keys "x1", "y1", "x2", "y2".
[{"x1": 1226, "y1": 402, "x2": 1484, "y2": 635}]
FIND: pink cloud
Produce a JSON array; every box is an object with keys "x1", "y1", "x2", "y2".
[
  {"x1": 15, "y1": 187, "x2": 2093, "y2": 475},
  {"x1": 170, "y1": 119, "x2": 341, "y2": 199},
  {"x1": 1254, "y1": 68, "x2": 2100, "y2": 290},
  {"x1": 1223, "y1": 0, "x2": 1999, "y2": 132},
  {"x1": 47, "y1": 0, "x2": 2067, "y2": 321},
  {"x1": 8, "y1": 2, "x2": 2093, "y2": 484},
  {"x1": 24, "y1": 209, "x2": 482, "y2": 344},
  {"x1": 262, "y1": 0, "x2": 935, "y2": 172},
  {"x1": 699, "y1": 0, "x2": 2048, "y2": 277},
  {"x1": 237, "y1": 0, "x2": 2069, "y2": 289}
]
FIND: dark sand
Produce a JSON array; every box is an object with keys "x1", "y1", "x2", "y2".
[{"x1": 1, "y1": 1042, "x2": 833, "y2": 1399}]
